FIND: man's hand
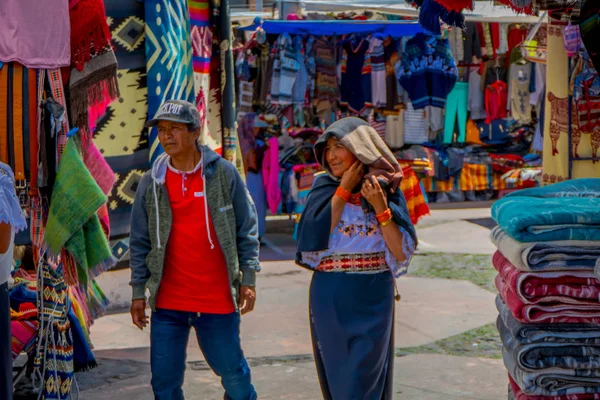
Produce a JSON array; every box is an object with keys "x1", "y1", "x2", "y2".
[
  {"x1": 238, "y1": 286, "x2": 256, "y2": 315},
  {"x1": 130, "y1": 299, "x2": 148, "y2": 330}
]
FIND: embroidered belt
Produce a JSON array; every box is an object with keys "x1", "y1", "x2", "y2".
[{"x1": 316, "y1": 252, "x2": 389, "y2": 273}]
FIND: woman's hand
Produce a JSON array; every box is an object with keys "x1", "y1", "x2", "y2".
[
  {"x1": 361, "y1": 176, "x2": 388, "y2": 214},
  {"x1": 340, "y1": 161, "x2": 364, "y2": 191}
]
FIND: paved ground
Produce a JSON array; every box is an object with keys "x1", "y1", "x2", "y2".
[
  {"x1": 75, "y1": 354, "x2": 507, "y2": 400},
  {"x1": 17, "y1": 206, "x2": 509, "y2": 399}
]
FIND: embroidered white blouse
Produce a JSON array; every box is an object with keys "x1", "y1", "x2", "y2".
[{"x1": 300, "y1": 203, "x2": 416, "y2": 277}]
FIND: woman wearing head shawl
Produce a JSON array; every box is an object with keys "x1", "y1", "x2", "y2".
[
  {"x1": 0, "y1": 162, "x2": 28, "y2": 400},
  {"x1": 296, "y1": 117, "x2": 417, "y2": 399}
]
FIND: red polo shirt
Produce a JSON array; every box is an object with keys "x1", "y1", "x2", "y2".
[{"x1": 155, "y1": 162, "x2": 235, "y2": 314}]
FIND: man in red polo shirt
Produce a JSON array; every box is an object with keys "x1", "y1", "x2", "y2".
[{"x1": 129, "y1": 100, "x2": 260, "y2": 400}]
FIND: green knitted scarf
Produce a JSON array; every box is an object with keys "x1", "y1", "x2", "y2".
[{"x1": 45, "y1": 137, "x2": 115, "y2": 288}]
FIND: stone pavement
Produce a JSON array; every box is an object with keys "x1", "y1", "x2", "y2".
[
  {"x1": 77, "y1": 354, "x2": 507, "y2": 400},
  {"x1": 91, "y1": 262, "x2": 498, "y2": 355},
  {"x1": 73, "y1": 207, "x2": 507, "y2": 399}
]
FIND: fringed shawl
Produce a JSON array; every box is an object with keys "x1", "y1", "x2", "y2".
[{"x1": 43, "y1": 136, "x2": 115, "y2": 288}]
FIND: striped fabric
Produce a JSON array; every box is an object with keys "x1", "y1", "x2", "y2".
[
  {"x1": 399, "y1": 163, "x2": 430, "y2": 224},
  {"x1": 189, "y1": 1, "x2": 211, "y2": 81},
  {"x1": 576, "y1": 96, "x2": 600, "y2": 132},
  {"x1": 47, "y1": 69, "x2": 70, "y2": 161},
  {"x1": 316, "y1": 252, "x2": 389, "y2": 273},
  {"x1": 403, "y1": 101, "x2": 429, "y2": 145},
  {"x1": 421, "y1": 163, "x2": 530, "y2": 192},
  {"x1": 11, "y1": 320, "x2": 39, "y2": 360}
]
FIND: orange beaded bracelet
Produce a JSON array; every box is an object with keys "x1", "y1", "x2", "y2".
[
  {"x1": 335, "y1": 186, "x2": 352, "y2": 202},
  {"x1": 376, "y1": 208, "x2": 392, "y2": 224}
]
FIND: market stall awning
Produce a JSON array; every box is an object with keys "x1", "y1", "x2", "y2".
[
  {"x1": 302, "y1": 0, "x2": 544, "y2": 23},
  {"x1": 239, "y1": 19, "x2": 425, "y2": 36}
]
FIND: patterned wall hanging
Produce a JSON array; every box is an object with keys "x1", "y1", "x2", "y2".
[{"x1": 145, "y1": 0, "x2": 195, "y2": 165}]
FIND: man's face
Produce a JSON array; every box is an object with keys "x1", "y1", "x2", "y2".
[{"x1": 157, "y1": 120, "x2": 199, "y2": 156}]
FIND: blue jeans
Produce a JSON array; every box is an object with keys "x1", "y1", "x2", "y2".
[{"x1": 150, "y1": 309, "x2": 256, "y2": 400}]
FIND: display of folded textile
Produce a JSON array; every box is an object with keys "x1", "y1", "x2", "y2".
[
  {"x1": 491, "y1": 227, "x2": 600, "y2": 272},
  {"x1": 491, "y1": 178, "x2": 600, "y2": 398},
  {"x1": 492, "y1": 179, "x2": 600, "y2": 243},
  {"x1": 421, "y1": 163, "x2": 520, "y2": 193},
  {"x1": 494, "y1": 252, "x2": 600, "y2": 307},
  {"x1": 498, "y1": 315, "x2": 600, "y2": 373},
  {"x1": 502, "y1": 168, "x2": 543, "y2": 185},
  {"x1": 509, "y1": 375, "x2": 600, "y2": 400},
  {"x1": 504, "y1": 346, "x2": 600, "y2": 397},
  {"x1": 491, "y1": 153, "x2": 526, "y2": 174}
]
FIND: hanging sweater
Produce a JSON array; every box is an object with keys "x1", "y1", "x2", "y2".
[
  {"x1": 398, "y1": 33, "x2": 458, "y2": 109},
  {"x1": 370, "y1": 38, "x2": 387, "y2": 109},
  {"x1": 507, "y1": 62, "x2": 532, "y2": 124}
]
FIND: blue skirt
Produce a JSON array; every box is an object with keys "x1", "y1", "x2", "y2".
[{"x1": 309, "y1": 271, "x2": 395, "y2": 400}]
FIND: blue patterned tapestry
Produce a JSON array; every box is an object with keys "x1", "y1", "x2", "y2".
[{"x1": 145, "y1": 0, "x2": 195, "y2": 165}]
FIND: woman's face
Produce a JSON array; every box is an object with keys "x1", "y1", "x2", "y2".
[{"x1": 325, "y1": 137, "x2": 357, "y2": 178}]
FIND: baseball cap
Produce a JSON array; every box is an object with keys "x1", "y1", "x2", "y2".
[{"x1": 146, "y1": 100, "x2": 201, "y2": 129}]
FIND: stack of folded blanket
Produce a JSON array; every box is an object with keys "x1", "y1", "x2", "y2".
[{"x1": 490, "y1": 178, "x2": 600, "y2": 399}]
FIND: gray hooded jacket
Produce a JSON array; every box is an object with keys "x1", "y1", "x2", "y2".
[{"x1": 129, "y1": 145, "x2": 260, "y2": 310}]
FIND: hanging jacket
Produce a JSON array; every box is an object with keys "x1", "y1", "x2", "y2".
[
  {"x1": 129, "y1": 145, "x2": 260, "y2": 310},
  {"x1": 485, "y1": 81, "x2": 508, "y2": 123}
]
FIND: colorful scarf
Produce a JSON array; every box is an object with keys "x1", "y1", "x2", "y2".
[
  {"x1": 69, "y1": 0, "x2": 120, "y2": 135},
  {"x1": 11, "y1": 320, "x2": 39, "y2": 360},
  {"x1": 10, "y1": 302, "x2": 39, "y2": 360},
  {"x1": 68, "y1": 304, "x2": 97, "y2": 372},
  {"x1": 34, "y1": 263, "x2": 74, "y2": 400},
  {"x1": 44, "y1": 136, "x2": 115, "y2": 288},
  {"x1": 47, "y1": 69, "x2": 70, "y2": 161},
  {"x1": 82, "y1": 139, "x2": 116, "y2": 195}
]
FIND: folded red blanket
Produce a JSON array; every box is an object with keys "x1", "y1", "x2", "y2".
[
  {"x1": 494, "y1": 251, "x2": 600, "y2": 306},
  {"x1": 496, "y1": 275, "x2": 600, "y2": 324},
  {"x1": 509, "y1": 374, "x2": 600, "y2": 400}
]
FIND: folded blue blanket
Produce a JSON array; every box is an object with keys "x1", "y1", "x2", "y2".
[{"x1": 492, "y1": 179, "x2": 600, "y2": 242}]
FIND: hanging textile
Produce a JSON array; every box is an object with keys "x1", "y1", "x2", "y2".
[
  {"x1": 68, "y1": 0, "x2": 120, "y2": 135},
  {"x1": 542, "y1": 23, "x2": 600, "y2": 184},
  {"x1": 34, "y1": 263, "x2": 74, "y2": 400},
  {"x1": 44, "y1": 136, "x2": 115, "y2": 288},
  {"x1": 217, "y1": 0, "x2": 240, "y2": 172},
  {"x1": 496, "y1": 0, "x2": 535, "y2": 15},
  {"x1": 418, "y1": 0, "x2": 466, "y2": 35},
  {"x1": 0, "y1": 0, "x2": 70, "y2": 68},
  {"x1": 189, "y1": 0, "x2": 220, "y2": 151},
  {"x1": 99, "y1": 0, "x2": 149, "y2": 240},
  {"x1": 145, "y1": 0, "x2": 195, "y2": 165},
  {"x1": 47, "y1": 69, "x2": 70, "y2": 162}
]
